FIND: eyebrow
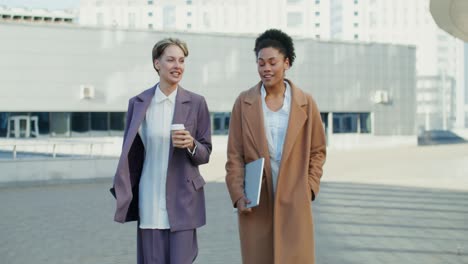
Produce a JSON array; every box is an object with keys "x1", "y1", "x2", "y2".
[
  {"x1": 257, "y1": 56, "x2": 278, "y2": 61},
  {"x1": 165, "y1": 56, "x2": 184, "y2": 59}
]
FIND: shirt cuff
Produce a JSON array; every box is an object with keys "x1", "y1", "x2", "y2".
[{"x1": 187, "y1": 143, "x2": 197, "y2": 156}]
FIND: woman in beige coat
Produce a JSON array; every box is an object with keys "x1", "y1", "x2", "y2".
[{"x1": 225, "y1": 29, "x2": 327, "y2": 264}]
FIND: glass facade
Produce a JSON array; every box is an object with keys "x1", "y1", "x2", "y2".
[
  {"x1": 0, "y1": 111, "x2": 372, "y2": 137},
  {"x1": 0, "y1": 112, "x2": 126, "y2": 138}
]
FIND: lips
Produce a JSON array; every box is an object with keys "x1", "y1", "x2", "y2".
[
  {"x1": 263, "y1": 74, "x2": 273, "y2": 80},
  {"x1": 170, "y1": 71, "x2": 182, "y2": 77}
]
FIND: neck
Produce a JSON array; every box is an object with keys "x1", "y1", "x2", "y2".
[
  {"x1": 159, "y1": 80, "x2": 178, "y2": 96},
  {"x1": 264, "y1": 81, "x2": 286, "y2": 97}
]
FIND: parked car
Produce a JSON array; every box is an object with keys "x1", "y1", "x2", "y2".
[{"x1": 417, "y1": 130, "x2": 467, "y2": 146}]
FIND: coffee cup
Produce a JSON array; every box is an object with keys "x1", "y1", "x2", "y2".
[{"x1": 171, "y1": 124, "x2": 185, "y2": 147}]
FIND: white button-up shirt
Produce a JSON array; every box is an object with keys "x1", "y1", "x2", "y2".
[
  {"x1": 261, "y1": 82, "x2": 291, "y2": 195},
  {"x1": 138, "y1": 85, "x2": 177, "y2": 229}
]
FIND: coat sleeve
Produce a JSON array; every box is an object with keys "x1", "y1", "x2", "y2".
[
  {"x1": 308, "y1": 98, "x2": 327, "y2": 200},
  {"x1": 225, "y1": 96, "x2": 246, "y2": 207},
  {"x1": 186, "y1": 96, "x2": 212, "y2": 166}
]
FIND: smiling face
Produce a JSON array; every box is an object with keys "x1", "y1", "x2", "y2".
[
  {"x1": 154, "y1": 44, "x2": 186, "y2": 86},
  {"x1": 257, "y1": 47, "x2": 290, "y2": 89}
]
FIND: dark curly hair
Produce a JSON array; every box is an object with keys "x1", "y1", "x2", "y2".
[{"x1": 254, "y1": 29, "x2": 296, "y2": 66}]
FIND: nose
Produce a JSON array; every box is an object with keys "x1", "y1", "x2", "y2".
[{"x1": 263, "y1": 64, "x2": 271, "y2": 72}]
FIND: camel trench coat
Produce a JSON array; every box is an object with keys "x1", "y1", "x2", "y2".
[{"x1": 225, "y1": 79, "x2": 326, "y2": 264}]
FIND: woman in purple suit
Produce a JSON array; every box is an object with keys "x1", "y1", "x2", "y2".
[{"x1": 111, "y1": 38, "x2": 212, "y2": 264}]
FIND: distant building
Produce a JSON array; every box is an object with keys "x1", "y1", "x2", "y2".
[
  {"x1": 78, "y1": 0, "x2": 330, "y2": 38},
  {"x1": 330, "y1": 0, "x2": 465, "y2": 129},
  {"x1": 416, "y1": 75, "x2": 456, "y2": 131},
  {"x1": 0, "y1": 5, "x2": 77, "y2": 24}
]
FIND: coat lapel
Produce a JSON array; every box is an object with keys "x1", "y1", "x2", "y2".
[
  {"x1": 280, "y1": 80, "x2": 308, "y2": 170},
  {"x1": 243, "y1": 83, "x2": 274, "y2": 198}
]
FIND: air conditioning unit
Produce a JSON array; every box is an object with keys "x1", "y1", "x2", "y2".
[
  {"x1": 373, "y1": 90, "x2": 389, "y2": 104},
  {"x1": 80, "y1": 85, "x2": 95, "y2": 99}
]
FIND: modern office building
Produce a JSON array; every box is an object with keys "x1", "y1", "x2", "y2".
[
  {"x1": 78, "y1": 0, "x2": 330, "y2": 38},
  {"x1": 330, "y1": 0, "x2": 465, "y2": 129},
  {"x1": 0, "y1": 23, "x2": 416, "y2": 144}
]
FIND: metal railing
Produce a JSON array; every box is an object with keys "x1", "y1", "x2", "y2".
[{"x1": 0, "y1": 141, "x2": 115, "y2": 160}]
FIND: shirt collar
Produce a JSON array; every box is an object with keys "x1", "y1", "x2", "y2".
[
  {"x1": 261, "y1": 81, "x2": 291, "y2": 113},
  {"x1": 154, "y1": 84, "x2": 178, "y2": 104}
]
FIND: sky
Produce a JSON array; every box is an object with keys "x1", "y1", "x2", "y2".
[{"x1": 0, "y1": 0, "x2": 79, "y2": 10}]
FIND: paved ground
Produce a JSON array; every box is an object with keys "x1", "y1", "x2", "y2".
[{"x1": 1, "y1": 144, "x2": 468, "y2": 264}]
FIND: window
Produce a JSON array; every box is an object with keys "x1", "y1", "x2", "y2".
[
  {"x1": 186, "y1": 0, "x2": 192, "y2": 4},
  {"x1": 187, "y1": 11, "x2": 192, "y2": 16},
  {"x1": 32, "y1": 112, "x2": 50, "y2": 135},
  {"x1": 333, "y1": 113, "x2": 357, "y2": 133},
  {"x1": 213, "y1": 112, "x2": 231, "y2": 135},
  {"x1": 315, "y1": 11, "x2": 320, "y2": 16},
  {"x1": 359, "y1": 113, "x2": 371, "y2": 133},
  {"x1": 354, "y1": 34, "x2": 359, "y2": 39},
  {"x1": 353, "y1": 22, "x2": 358, "y2": 27},
  {"x1": 91, "y1": 112, "x2": 108, "y2": 132},
  {"x1": 71, "y1": 112, "x2": 90, "y2": 135},
  {"x1": 163, "y1": 6, "x2": 176, "y2": 28},
  {"x1": 148, "y1": 12, "x2": 153, "y2": 17},
  {"x1": 128, "y1": 13, "x2": 136, "y2": 28},
  {"x1": 96, "y1": 12, "x2": 103, "y2": 26},
  {"x1": 354, "y1": 11, "x2": 358, "y2": 16},
  {"x1": 187, "y1": 23, "x2": 192, "y2": 29},
  {"x1": 315, "y1": 34, "x2": 320, "y2": 39},
  {"x1": 203, "y1": 12, "x2": 210, "y2": 27},
  {"x1": 315, "y1": 23, "x2": 320, "y2": 27},
  {"x1": 315, "y1": 0, "x2": 320, "y2": 4},
  {"x1": 332, "y1": 113, "x2": 371, "y2": 133},
  {"x1": 147, "y1": 0, "x2": 153, "y2": 4},
  {"x1": 110, "y1": 113, "x2": 125, "y2": 131},
  {"x1": 287, "y1": 12, "x2": 303, "y2": 27},
  {"x1": 50, "y1": 112, "x2": 71, "y2": 137},
  {"x1": 354, "y1": 0, "x2": 358, "y2": 3},
  {"x1": 148, "y1": 23, "x2": 153, "y2": 29}
]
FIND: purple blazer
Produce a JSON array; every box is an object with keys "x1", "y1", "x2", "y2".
[{"x1": 111, "y1": 84, "x2": 212, "y2": 232}]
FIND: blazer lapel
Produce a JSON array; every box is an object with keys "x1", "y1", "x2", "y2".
[
  {"x1": 279, "y1": 80, "x2": 308, "y2": 170},
  {"x1": 123, "y1": 86, "x2": 156, "y2": 153},
  {"x1": 169, "y1": 86, "x2": 191, "y2": 162}
]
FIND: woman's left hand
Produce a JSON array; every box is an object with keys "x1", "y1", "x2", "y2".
[{"x1": 172, "y1": 130, "x2": 195, "y2": 150}]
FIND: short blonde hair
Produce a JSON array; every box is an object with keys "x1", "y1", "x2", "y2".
[{"x1": 152, "y1": 38, "x2": 189, "y2": 72}]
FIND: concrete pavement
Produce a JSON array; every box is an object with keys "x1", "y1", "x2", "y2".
[{"x1": 1, "y1": 144, "x2": 468, "y2": 264}]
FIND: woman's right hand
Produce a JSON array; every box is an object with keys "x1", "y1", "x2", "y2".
[{"x1": 236, "y1": 196, "x2": 252, "y2": 214}]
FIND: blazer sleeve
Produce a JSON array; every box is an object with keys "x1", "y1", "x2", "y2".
[
  {"x1": 186, "y1": 96, "x2": 212, "y2": 166},
  {"x1": 110, "y1": 98, "x2": 134, "y2": 199},
  {"x1": 225, "y1": 96, "x2": 246, "y2": 207},
  {"x1": 122, "y1": 98, "x2": 134, "y2": 148},
  {"x1": 308, "y1": 97, "x2": 327, "y2": 201}
]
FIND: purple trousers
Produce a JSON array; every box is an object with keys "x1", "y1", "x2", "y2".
[{"x1": 137, "y1": 228, "x2": 198, "y2": 264}]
